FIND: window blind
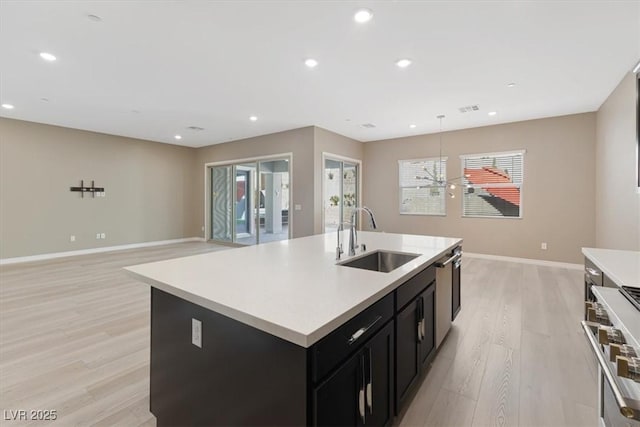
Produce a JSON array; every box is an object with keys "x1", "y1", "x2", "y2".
[
  {"x1": 460, "y1": 152, "x2": 524, "y2": 218},
  {"x1": 399, "y1": 158, "x2": 447, "y2": 215}
]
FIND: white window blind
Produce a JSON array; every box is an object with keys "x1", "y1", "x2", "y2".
[
  {"x1": 460, "y1": 151, "x2": 524, "y2": 218},
  {"x1": 399, "y1": 158, "x2": 447, "y2": 215}
]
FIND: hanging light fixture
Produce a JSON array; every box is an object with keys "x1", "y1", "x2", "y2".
[{"x1": 414, "y1": 115, "x2": 469, "y2": 198}]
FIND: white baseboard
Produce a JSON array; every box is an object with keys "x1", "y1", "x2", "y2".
[
  {"x1": 0, "y1": 237, "x2": 206, "y2": 266},
  {"x1": 463, "y1": 252, "x2": 583, "y2": 270}
]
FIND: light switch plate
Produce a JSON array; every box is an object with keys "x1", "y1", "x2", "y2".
[
  {"x1": 294, "y1": 204, "x2": 302, "y2": 211},
  {"x1": 192, "y1": 318, "x2": 202, "y2": 348}
]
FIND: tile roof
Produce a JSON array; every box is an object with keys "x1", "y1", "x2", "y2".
[{"x1": 464, "y1": 167, "x2": 520, "y2": 206}]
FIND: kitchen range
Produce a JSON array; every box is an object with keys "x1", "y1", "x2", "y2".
[{"x1": 582, "y1": 248, "x2": 640, "y2": 427}]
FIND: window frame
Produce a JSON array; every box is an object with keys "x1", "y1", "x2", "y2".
[
  {"x1": 459, "y1": 149, "x2": 526, "y2": 219},
  {"x1": 398, "y1": 157, "x2": 448, "y2": 216}
]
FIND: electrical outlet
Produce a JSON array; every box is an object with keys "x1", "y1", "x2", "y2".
[
  {"x1": 201, "y1": 226, "x2": 205, "y2": 232},
  {"x1": 192, "y1": 318, "x2": 202, "y2": 348},
  {"x1": 96, "y1": 233, "x2": 101, "y2": 239},
  {"x1": 100, "y1": 233, "x2": 106, "y2": 239},
  {"x1": 541, "y1": 242, "x2": 547, "y2": 250},
  {"x1": 70, "y1": 235, "x2": 76, "y2": 242}
]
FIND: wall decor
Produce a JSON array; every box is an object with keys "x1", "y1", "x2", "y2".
[{"x1": 70, "y1": 180, "x2": 104, "y2": 198}]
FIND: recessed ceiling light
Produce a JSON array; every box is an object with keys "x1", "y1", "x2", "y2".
[
  {"x1": 87, "y1": 14, "x2": 102, "y2": 22},
  {"x1": 304, "y1": 58, "x2": 318, "y2": 68},
  {"x1": 2, "y1": 103, "x2": 15, "y2": 109},
  {"x1": 249, "y1": 116, "x2": 258, "y2": 121},
  {"x1": 409, "y1": 124, "x2": 417, "y2": 129},
  {"x1": 354, "y1": 9, "x2": 373, "y2": 23},
  {"x1": 174, "y1": 135, "x2": 182, "y2": 140},
  {"x1": 488, "y1": 111, "x2": 497, "y2": 116},
  {"x1": 39, "y1": 52, "x2": 57, "y2": 61},
  {"x1": 507, "y1": 82, "x2": 516, "y2": 88},
  {"x1": 395, "y1": 59, "x2": 412, "y2": 68}
]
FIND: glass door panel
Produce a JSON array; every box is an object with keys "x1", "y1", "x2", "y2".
[
  {"x1": 234, "y1": 163, "x2": 258, "y2": 245},
  {"x1": 258, "y1": 159, "x2": 290, "y2": 243},
  {"x1": 210, "y1": 165, "x2": 232, "y2": 242},
  {"x1": 324, "y1": 159, "x2": 342, "y2": 233},
  {"x1": 324, "y1": 158, "x2": 359, "y2": 233},
  {"x1": 342, "y1": 162, "x2": 358, "y2": 226}
]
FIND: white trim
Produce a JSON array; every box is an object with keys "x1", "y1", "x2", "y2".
[
  {"x1": 0, "y1": 237, "x2": 206, "y2": 265},
  {"x1": 459, "y1": 149, "x2": 526, "y2": 159},
  {"x1": 463, "y1": 251, "x2": 582, "y2": 270}
]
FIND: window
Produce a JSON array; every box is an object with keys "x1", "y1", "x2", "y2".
[
  {"x1": 461, "y1": 150, "x2": 525, "y2": 218},
  {"x1": 399, "y1": 158, "x2": 447, "y2": 215}
]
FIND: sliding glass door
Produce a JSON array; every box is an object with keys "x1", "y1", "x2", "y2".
[
  {"x1": 209, "y1": 157, "x2": 290, "y2": 245},
  {"x1": 324, "y1": 157, "x2": 359, "y2": 233}
]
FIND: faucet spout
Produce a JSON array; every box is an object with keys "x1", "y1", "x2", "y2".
[{"x1": 348, "y1": 207, "x2": 377, "y2": 256}]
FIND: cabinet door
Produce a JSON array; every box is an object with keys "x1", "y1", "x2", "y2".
[
  {"x1": 395, "y1": 299, "x2": 420, "y2": 412},
  {"x1": 419, "y1": 284, "x2": 436, "y2": 367},
  {"x1": 363, "y1": 321, "x2": 394, "y2": 427},
  {"x1": 313, "y1": 352, "x2": 361, "y2": 426},
  {"x1": 314, "y1": 322, "x2": 394, "y2": 427},
  {"x1": 452, "y1": 259, "x2": 461, "y2": 321}
]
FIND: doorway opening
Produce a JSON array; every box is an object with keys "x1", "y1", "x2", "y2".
[
  {"x1": 323, "y1": 154, "x2": 361, "y2": 233},
  {"x1": 207, "y1": 155, "x2": 291, "y2": 245}
]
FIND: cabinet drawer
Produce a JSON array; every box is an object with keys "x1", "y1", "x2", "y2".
[
  {"x1": 312, "y1": 293, "x2": 393, "y2": 383},
  {"x1": 396, "y1": 265, "x2": 435, "y2": 311}
]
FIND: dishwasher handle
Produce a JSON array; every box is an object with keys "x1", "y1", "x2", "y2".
[{"x1": 436, "y1": 252, "x2": 461, "y2": 268}]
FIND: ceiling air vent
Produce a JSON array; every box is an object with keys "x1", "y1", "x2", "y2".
[
  {"x1": 187, "y1": 126, "x2": 205, "y2": 131},
  {"x1": 360, "y1": 123, "x2": 376, "y2": 128},
  {"x1": 458, "y1": 105, "x2": 480, "y2": 113}
]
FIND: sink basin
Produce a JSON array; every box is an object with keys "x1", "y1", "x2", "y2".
[{"x1": 339, "y1": 250, "x2": 420, "y2": 273}]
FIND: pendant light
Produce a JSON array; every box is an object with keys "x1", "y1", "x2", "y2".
[{"x1": 414, "y1": 114, "x2": 468, "y2": 198}]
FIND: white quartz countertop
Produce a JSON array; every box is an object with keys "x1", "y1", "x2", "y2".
[
  {"x1": 582, "y1": 247, "x2": 640, "y2": 289},
  {"x1": 125, "y1": 232, "x2": 462, "y2": 348}
]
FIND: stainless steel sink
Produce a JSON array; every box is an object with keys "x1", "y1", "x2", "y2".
[{"x1": 339, "y1": 250, "x2": 420, "y2": 273}]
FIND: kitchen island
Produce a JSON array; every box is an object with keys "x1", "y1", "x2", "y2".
[{"x1": 126, "y1": 231, "x2": 462, "y2": 426}]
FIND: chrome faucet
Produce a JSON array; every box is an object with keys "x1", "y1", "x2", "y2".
[{"x1": 348, "y1": 207, "x2": 377, "y2": 256}]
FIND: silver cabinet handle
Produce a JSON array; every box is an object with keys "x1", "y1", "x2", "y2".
[
  {"x1": 421, "y1": 317, "x2": 426, "y2": 340},
  {"x1": 586, "y1": 267, "x2": 600, "y2": 277},
  {"x1": 358, "y1": 353, "x2": 366, "y2": 423},
  {"x1": 348, "y1": 316, "x2": 382, "y2": 345},
  {"x1": 358, "y1": 388, "x2": 365, "y2": 422},
  {"x1": 581, "y1": 321, "x2": 640, "y2": 420},
  {"x1": 366, "y1": 347, "x2": 373, "y2": 414},
  {"x1": 436, "y1": 253, "x2": 460, "y2": 268},
  {"x1": 417, "y1": 320, "x2": 423, "y2": 341}
]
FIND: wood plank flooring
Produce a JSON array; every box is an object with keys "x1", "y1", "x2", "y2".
[{"x1": 0, "y1": 243, "x2": 597, "y2": 426}]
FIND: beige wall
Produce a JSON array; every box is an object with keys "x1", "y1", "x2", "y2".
[
  {"x1": 195, "y1": 127, "x2": 315, "y2": 239},
  {"x1": 313, "y1": 127, "x2": 364, "y2": 234},
  {"x1": 0, "y1": 118, "x2": 199, "y2": 259},
  {"x1": 363, "y1": 113, "x2": 597, "y2": 264},
  {"x1": 595, "y1": 72, "x2": 640, "y2": 250}
]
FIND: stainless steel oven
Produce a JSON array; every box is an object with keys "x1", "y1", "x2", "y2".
[{"x1": 582, "y1": 287, "x2": 640, "y2": 427}]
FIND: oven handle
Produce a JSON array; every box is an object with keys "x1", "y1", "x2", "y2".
[{"x1": 581, "y1": 321, "x2": 640, "y2": 421}]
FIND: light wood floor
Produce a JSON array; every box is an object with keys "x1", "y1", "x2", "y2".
[{"x1": 0, "y1": 243, "x2": 597, "y2": 426}]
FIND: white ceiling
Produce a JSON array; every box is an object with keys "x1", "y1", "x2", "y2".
[{"x1": 1, "y1": 1, "x2": 639, "y2": 148}]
